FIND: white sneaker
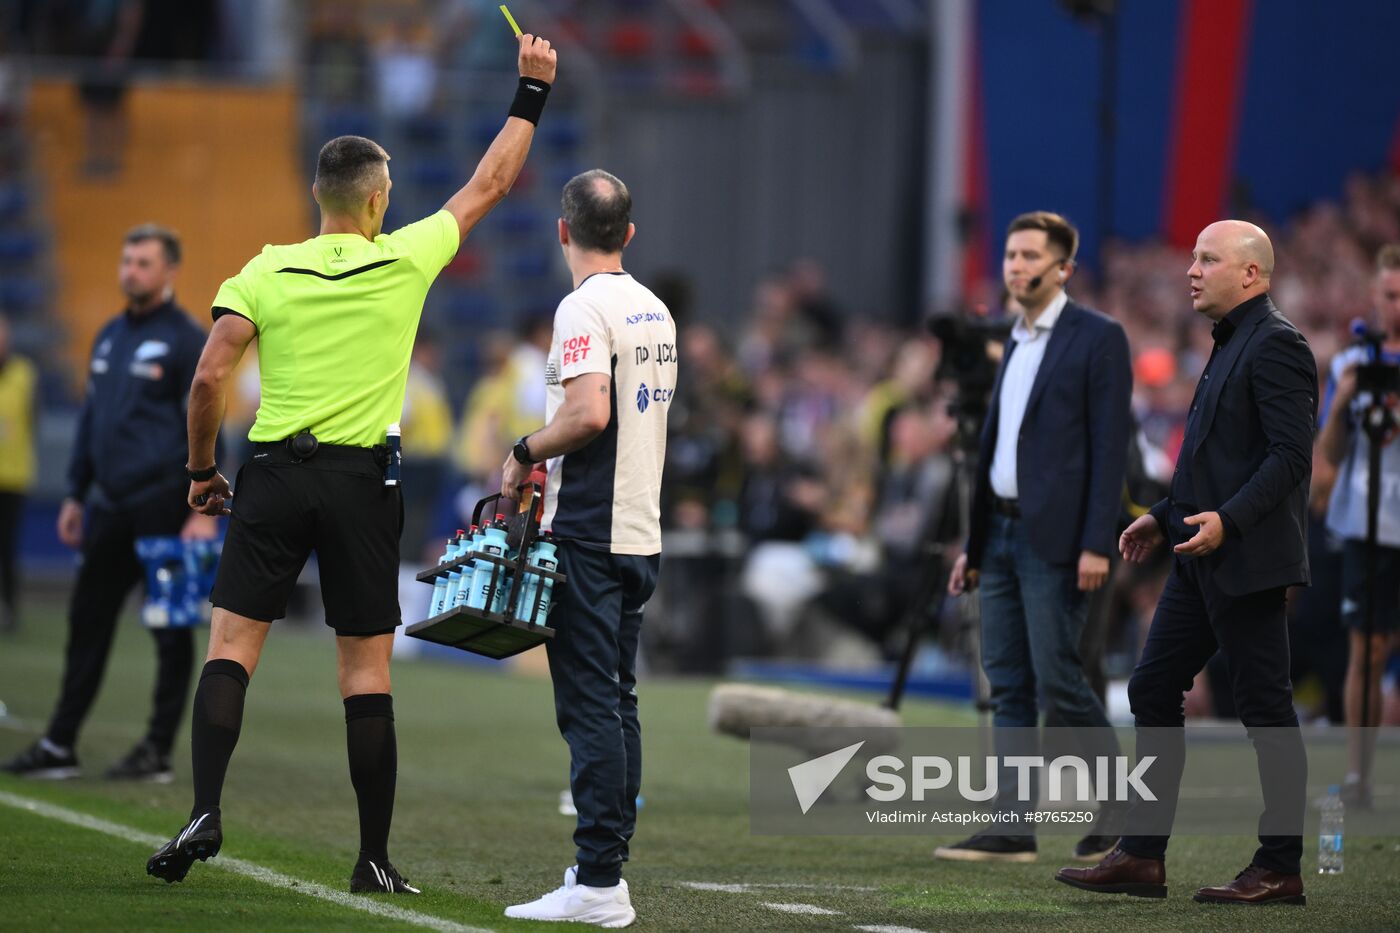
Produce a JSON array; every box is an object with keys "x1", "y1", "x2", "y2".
[{"x1": 504, "y1": 866, "x2": 635, "y2": 928}]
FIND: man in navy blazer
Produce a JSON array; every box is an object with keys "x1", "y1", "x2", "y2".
[
  {"x1": 1057, "y1": 220, "x2": 1315, "y2": 906},
  {"x1": 939, "y1": 212, "x2": 1133, "y2": 863}
]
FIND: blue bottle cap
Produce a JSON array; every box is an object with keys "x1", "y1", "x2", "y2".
[{"x1": 1328, "y1": 784, "x2": 1340, "y2": 794}]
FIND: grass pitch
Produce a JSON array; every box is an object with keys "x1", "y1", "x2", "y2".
[{"x1": 1, "y1": 593, "x2": 1397, "y2": 932}]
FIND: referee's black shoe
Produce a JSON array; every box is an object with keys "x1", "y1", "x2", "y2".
[
  {"x1": 147, "y1": 811, "x2": 222, "y2": 883},
  {"x1": 350, "y1": 858, "x2": 421, "y2": 894}
]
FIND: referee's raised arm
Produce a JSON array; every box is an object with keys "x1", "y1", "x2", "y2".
[{"x1": 443, "y1": 34, "x2": 558, "y2": 243}]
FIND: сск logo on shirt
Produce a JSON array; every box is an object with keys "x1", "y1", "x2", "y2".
[{"x1": 636, "y1": 383, "x2": 675, "y2": 413}]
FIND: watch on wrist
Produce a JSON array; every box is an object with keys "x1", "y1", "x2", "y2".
[
  {"x1": 512, "y1": 436, "x2": 534, "y2": 465},
  {"x1": 187, "y1": 464, "x2": 218, "y2": 482}
]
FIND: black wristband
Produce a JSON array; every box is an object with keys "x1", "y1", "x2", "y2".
[
  {"x1": 187, "y1": 464, "x2": 218, "y2": 482},
  {"x1": 509, "y1": 76, "x2": 551, "y2": 126}
]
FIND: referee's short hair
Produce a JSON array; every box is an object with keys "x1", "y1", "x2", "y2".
[
  {"x1": 562, "y1": 169, "x2": 631, "y2": 253},
  {"x1": 316, "y1": 135, "x2": 391, "y2": 212},
  {"x1": 124, "y1": 223, "x2": 181, "y2": 266}
]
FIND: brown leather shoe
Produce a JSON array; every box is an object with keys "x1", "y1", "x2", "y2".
[
  {"x1": 1055, "y1": 847, "x2": 1166, "y2": 899},
  {"x1": 1194, "y1": 865, "x2": 1306, "y2": 905}
]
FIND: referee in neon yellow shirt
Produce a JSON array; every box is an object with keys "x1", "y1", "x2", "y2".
[{"x1": 147, "y1": 34, "x2": 559, "y2": 895}]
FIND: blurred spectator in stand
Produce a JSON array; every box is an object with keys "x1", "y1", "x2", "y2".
[
  {"x1": 1316, "y1": 243, "x2": 1400, "y2": 807},
  {"x1": 0, "y1": 313, "x2": 36, "y2": 633},
  {"x1": 508, "y1": 314, "x2": 552, "y2": 429},
  {"x1": 73, "y1": 0, "x2": 144, "y2": 178},
  {"x1": 663, "y1": 322, "x2": 749, "y2": 529},
  {"x1": 828, "y1": 397, "x2": 956, "y2": 651},
  {"x1": 737, "y1": 409, "x2": 824, "y2": 645},
  {"x1": 401, "y1": 336, "x2": 453, "y2": 561},
  {"x1": 305, "y1": 0, "x2": 370, "y2": 105},
  {"x1": 372, "y1": 13, "x2": 438, "y2": 118},
  {"x1": 453, "y1": 330, "x2": 516, "y2": 501},
  {"x1": 788, "y1": 257, "x2": 844, "y2": 351},
  {"x1": 451, "y1": 323, "x2": 547, "y2": 522},
  {"x1": 441, "y1": 0, "x2": 520, "y2": 72},
  {"x1": 858, "y1": 336, "x2": 937, "y2": 458}
]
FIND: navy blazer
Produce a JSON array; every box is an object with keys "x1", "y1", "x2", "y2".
[
  {"x1": 966, "y1": 300, "x2": 1133, "y2": 570},
  {"x1": 1149, "y1": 296, "x2": 1316, "y2": 596}
]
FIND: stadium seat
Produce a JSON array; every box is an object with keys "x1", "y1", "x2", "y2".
[
  {"x1": 608, "y1": 21, "x2": 658, "y2": 59},
  {"x1": 0, "y1": 183, "x2": 29, "y2": 219},
  {"x1": 489, "y1": 203, "x2": 547, "y2": 239},
  {"x1": 0, "y1": 276, "x2": 45, "y2": 313},
  {"x1": 540, "y1": 115, "x2": 584, "y2": 153},
  {"x1": 321, "y1": 107, "x2": 378, "y2": 141},
  {"x1": 468, "y1": 114, "x2": 503, "y2": 149},
  {"x1": 504, "y1": 251, "x2": 552, "y2": 281},
  {"x1": 0, "y1": 231, "x2": 41, "y2": 263},
  {"x1": 677, "y1": 26, "x2": 717, "y2": 60},
  {"x1": 443, "y1": 288, "x2": 499, "y2": 326},
  {"x1": 403, "y1": 113, "x2": 450, "y2": 147},
  {"x1": 441, "y1": 246, "x2": 486, "y2": 282},
  {"x1": 404, "y1": 154, "x2": 457, "y2": 190}
]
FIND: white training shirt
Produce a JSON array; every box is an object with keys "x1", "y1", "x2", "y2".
[
  {"x1": 990, "y1": 289, "x2": 1068, "y2": 499},
  {"x1": 541, "y1": 272, "x2": 676, "y2": 555}
]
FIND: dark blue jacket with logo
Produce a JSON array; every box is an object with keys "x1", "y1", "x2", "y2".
[{"x1": 67, "y1": 300, "x2": 209, "y2": 509}]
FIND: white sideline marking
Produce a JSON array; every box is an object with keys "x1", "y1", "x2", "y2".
[
  {"x1": 0, "y1": 790, "x2": 489, "y2": 933},
  {"x1": 854, "y1": 926, "x2": 934, "y2": 933},
  {"x1": 761, "y1": 902, "x2": 842, "y2": 915},
  {"x1": 680, "y1": 881, "x2": 878, "y2": 893}
]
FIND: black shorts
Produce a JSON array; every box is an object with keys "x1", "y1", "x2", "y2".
[
  {"x1": 1340, "y1": 540, "x2": 1400, "y2": 634},
  {"x1": 210, "y1": 443, "x2": 403, "y2": 636}
]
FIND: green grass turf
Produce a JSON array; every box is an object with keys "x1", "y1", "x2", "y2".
[{"x1": 2, "y1": 594, "x2": 1398, "y2": 932}]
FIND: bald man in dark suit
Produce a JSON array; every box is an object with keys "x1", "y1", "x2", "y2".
[{"x1": 1057, "y1": 220, "x2": 1316, "y2": 906}]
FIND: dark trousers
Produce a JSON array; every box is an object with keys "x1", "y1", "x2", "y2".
[
  {"x1": 547, "y1": 541, "x2": 658, "y2": 888},
  {"x1": 1120, "y1": 556, "x2": 1306, "y2": 874},
  {"x1": 46, "y1": 494, "x2": 195, "y2": 754},
  {"x1": 978, "y1": 514, "x2": 1120, "y2": 817},
  {"x1": 0, "y1": 491, "x2": 22, "y2": 628}
]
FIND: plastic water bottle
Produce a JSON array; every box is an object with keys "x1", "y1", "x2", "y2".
[
  {"x1": 431, "y1": 531, "x2": 464, "y2": 617},
  {"x1": 384, "y1": 422, "x2": 402, "y2": 487},
  {"x1": 444, "y1": 528, "x2": 475, "y2": 612},
  {"x1": 513, "y1": 540, "x2": 540, "y2": 623},
  {"x1": 515, "y1": 532, "x2": 559, "y2": 624},
  {"x1": 453, "y1": 525, "x2": 485, "y2": 608},
  {"x1": 468, "y1": 516, "x2": 510, "y2": 612},
  {"x1": 1318, "y1": 785, "x2": 1344, "y2": 873}
]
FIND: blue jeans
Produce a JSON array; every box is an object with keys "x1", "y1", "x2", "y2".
[{"x1": 978, "y1": 513, "x2": 1118, "y2": 816}]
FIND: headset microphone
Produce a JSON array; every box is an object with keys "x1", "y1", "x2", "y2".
[{"x1": 1026, "y1": 259, "x2": 1066, "y2": 291}]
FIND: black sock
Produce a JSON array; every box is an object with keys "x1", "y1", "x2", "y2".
[
  {"x1": 190, "y1": 659, "x2": 249, "y2": 820},
  {"x1": 345, "y1": 693, "x2": 396, "y2": 864}
]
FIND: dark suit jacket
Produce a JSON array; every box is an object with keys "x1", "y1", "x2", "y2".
[
  {"x1": 1149, "y1": 296, "x2": 1317, "y2": 596},
  {"x1": 967, "y1": 300, "x2": 1133, "y2": 570}
]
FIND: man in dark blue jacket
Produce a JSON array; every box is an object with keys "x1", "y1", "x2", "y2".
[
  {"x1": 939, "y1": 212, "x2": 1133, "y2": 863},
  {"x1": 2, "y1": 224, "x2": 216, "y2": 782},
  {"x1": 1057, "y1": 220, "x2": 1314, "y2": 906}
]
